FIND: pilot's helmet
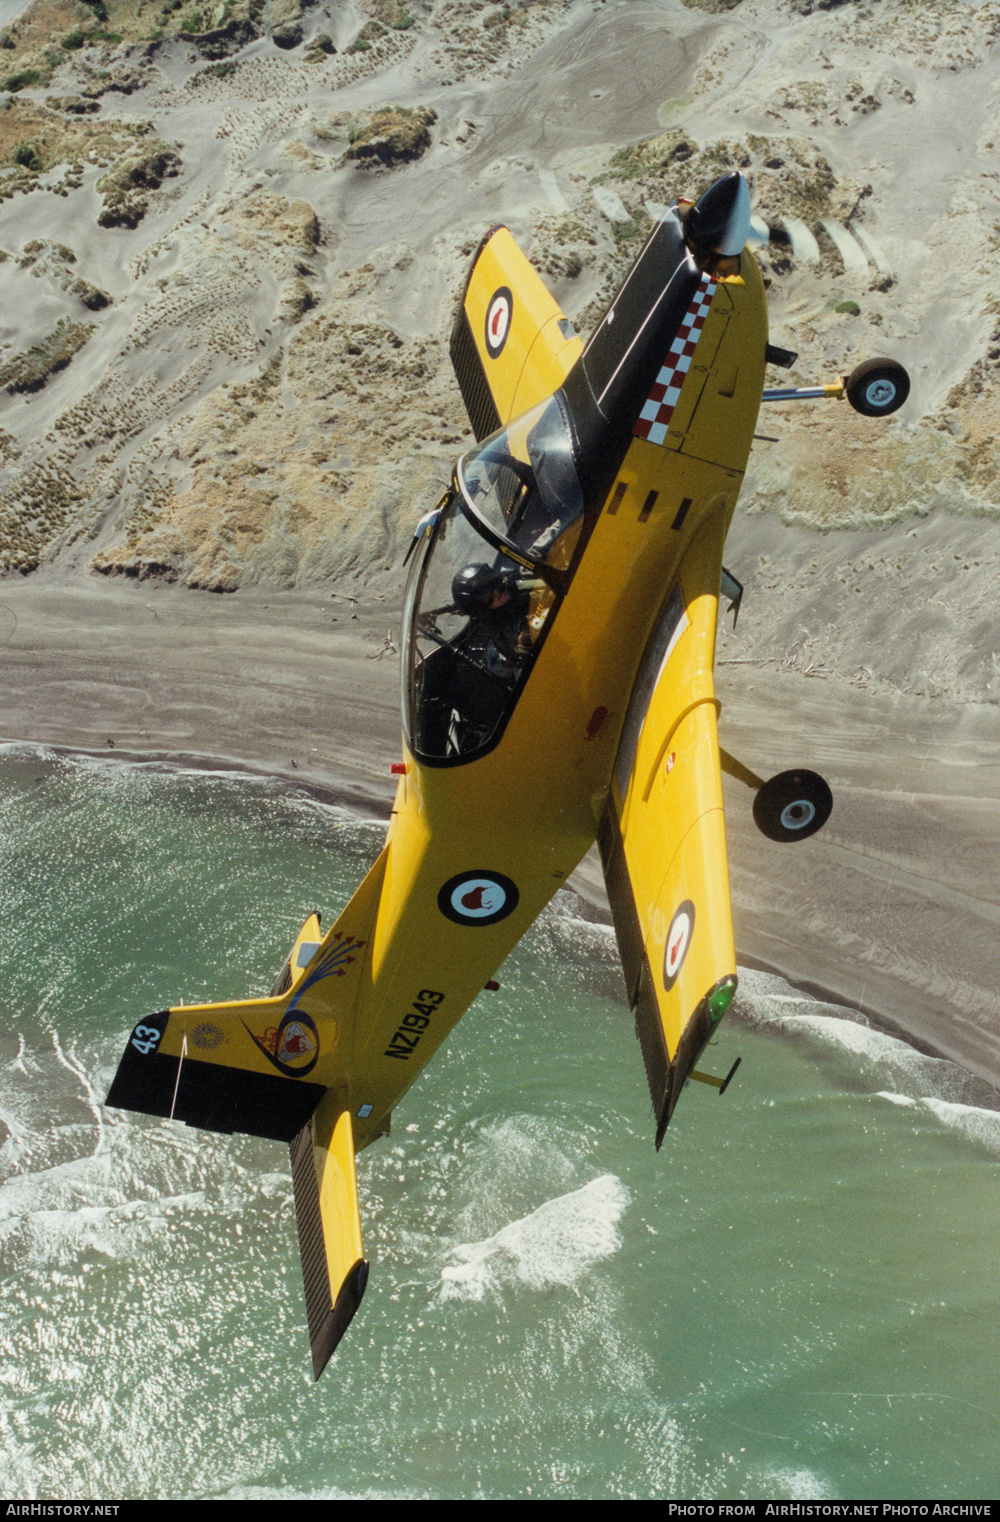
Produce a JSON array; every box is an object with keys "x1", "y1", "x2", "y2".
[{"x1": 452, "y1": 562, "x2": 518, "y2": 613}]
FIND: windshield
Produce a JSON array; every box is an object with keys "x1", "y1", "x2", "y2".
[
  {"x1": 457, "y1": 393, "x2": 585, "y2": 577},
  {"x1": 402, "y1": 396, "x2": 588, "y2": 765}
]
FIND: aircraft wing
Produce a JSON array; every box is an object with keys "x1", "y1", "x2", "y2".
[
  {"x1": 450, "y1": 225, "x2": 584, "y2": 439},
  {"x1": 598, "y1": 513, "x2": 738, "y2": 1148}
]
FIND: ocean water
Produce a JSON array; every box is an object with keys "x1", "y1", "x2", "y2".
[{"x1": 0, "y1": 746, "x2": 998, "y2": 1501}]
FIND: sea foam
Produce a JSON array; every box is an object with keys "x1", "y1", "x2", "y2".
[{"x1": 439, "y1": 1173, "x2": 629, "y2": 1302}]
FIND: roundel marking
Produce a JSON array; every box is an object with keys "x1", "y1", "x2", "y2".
[
  {"x1": 438, "y1": 870, "x2": 519, "y2": 927},
  {"x1": 663, "y1": 899, "x2": 695, "y2": 991},
  {"x1": 485, "y1": 286, "x2": 513, "y2": 359}
]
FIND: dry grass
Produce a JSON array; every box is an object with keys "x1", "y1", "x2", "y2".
[
  {"x1": 0, "y1": 319, "x2": 94, "y2": 394},
  {"x1": 0, "y1": 98, "x2": 141, "y2": 174},
  {"x1": 345, "y1": 105, "x2": 436, "y2": 166},
  {"x1": 96, "y1": 141, "x2": 182, "y2": 227},
  {"x1": 606, "y1": 128, "x2": 839, "y2": 226}
]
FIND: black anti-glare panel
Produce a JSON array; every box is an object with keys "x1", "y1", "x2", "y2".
[{"x1": 577, "y1": 214, "x2": 698, "y2": 426}]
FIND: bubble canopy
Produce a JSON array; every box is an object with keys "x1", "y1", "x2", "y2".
[{"x1": 402, "y1": 395, "x2": 587, "y2": 765}]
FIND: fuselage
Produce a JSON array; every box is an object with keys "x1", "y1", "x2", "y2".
[{"x1": 340, "y1": 211, "x2": 769, "y2": 1150}]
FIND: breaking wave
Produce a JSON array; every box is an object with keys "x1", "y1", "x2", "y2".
[
  {"x1": 439, "y1": 1174, "x2": 630, "y2": 1302},
  {"x1": 876, "y1": 1092, "x2": 1000, "y2": 1154},
  {"x1": 735, "y1": 966, "x2": 1000, "y2": 1112}
]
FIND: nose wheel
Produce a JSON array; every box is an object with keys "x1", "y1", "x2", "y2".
[{"x1": 845, "y1": 358, "x2": 910, "y2": 417}]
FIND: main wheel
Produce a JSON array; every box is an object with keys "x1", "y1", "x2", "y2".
[
  {"x1": 845, "y1": 358, "x2": 910, "y2": 417},
  {"x1": 753, "y1": 769, "x2": 833, "y2": 843}
]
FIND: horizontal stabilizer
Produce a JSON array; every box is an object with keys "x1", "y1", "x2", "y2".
[
  {"x1": 290, "y1": 1094, "x2": 368, "y2": 1378},
  {"x1": 105, "y1": 998, "x2": 329, "y2": 1142},
  {"x1": 106, "y1": 849, "x2": 390, "y2": 1142}
]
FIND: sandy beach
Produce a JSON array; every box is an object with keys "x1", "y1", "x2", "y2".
[
  {"x1": 0, "y1": 570, "x2": 404, "y2": 805},
  {"x1": 3, "y1": 562, "x2": 999, "y2": 1099}
]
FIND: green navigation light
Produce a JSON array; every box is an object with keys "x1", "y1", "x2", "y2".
[{"x1": 708, "y1": 982, "x2": 735, "y2": 1022}]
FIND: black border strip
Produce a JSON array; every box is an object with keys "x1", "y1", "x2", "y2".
[{"x1": 450, "y1": 306, "x2": 502, "y2": 443}]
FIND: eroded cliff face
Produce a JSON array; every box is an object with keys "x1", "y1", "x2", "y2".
[{"x1": 0, "y1": 0, "x2": 998, "y2": 643}]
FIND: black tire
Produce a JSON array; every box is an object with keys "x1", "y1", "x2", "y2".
[
  {"x1": 845, "y1": 358, "x2": 910, "y2": 417},
  {"x1": 753, "y1": 769, "x2": 833, "y2": 843}
]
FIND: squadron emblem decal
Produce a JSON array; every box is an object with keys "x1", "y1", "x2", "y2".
[
  {"x1": 241, "y1": 937, "x2": 364, "y2": 1077},
  {"x1": 663, "y1": 900, "x2": 695, "y2": 990},
  {"x1": 277, "y1": 1019, "x2": 316, "y2": 1067},
  {"x1": 191, "y1": 1021, "x2": 224, "y2": 1050},
  {"x1": 247, "y1": 1008, "x2": 321, "y2": 1077},
  {"x1": 439, "y1": 870, "x2": 519, "y2": 926},
  {"x1": 485, "y1": 286, "x2": 513, "y2": 358}
]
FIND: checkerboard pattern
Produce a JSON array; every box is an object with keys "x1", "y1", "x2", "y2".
[{"x1": 632, "y1": 272, "x2": 716, "y2": 446}]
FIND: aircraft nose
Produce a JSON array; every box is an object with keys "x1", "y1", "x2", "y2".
[{"x1": 685, "y1": 172, "x2": 752, "y2": 257}]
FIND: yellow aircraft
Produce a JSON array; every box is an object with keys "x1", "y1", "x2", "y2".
[{"x1": 106, "y1": 173, "x2": 910, "y2": 1378}]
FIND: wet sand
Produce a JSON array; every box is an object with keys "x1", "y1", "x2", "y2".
[
  {"x1": 3, "y1": 570, "x2": 999, "y2": 1096},
  {"x1": 0, "y1": 573, "x2": 403, "y2": 808}
]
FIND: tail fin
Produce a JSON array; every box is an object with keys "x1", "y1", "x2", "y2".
[
  {"x1": 106, "y1": 847, "x2": 389, "y2": 1370},
  {"x1": 290, "y1": 1093, "x2": 368, "y2": 1379},
  {"x1": 450, "y1": 224, "x2": 582, "y2": 439}
]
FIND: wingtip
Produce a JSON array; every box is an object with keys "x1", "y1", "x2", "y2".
[{"x1": 310, "y1": 1257, "x2": 369, "y2": 1381}]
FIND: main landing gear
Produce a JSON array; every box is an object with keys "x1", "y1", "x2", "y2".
[
  {"x1": 720, "y1": 752, "x2": 833, "y2": 843},
  {"x1": 752, "y1": 768, "x2": 833, "y2": 842},
  {"x1": 843, "y1": 358, "x2": 910, "y2": 417},
  {"x1": 762, "y1": 355, "x2": 910, "y2": 417}
]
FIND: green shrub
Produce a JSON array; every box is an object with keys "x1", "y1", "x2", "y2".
[
  {"x1": 3, "y1": 69, "x2": 42, "y2": 92},
  {"x1": 12, "y1": 141, "x2": 42, "y2": 171},
  {"x1": 0, "y1": 319, "x2": 94, "y2": 394}
]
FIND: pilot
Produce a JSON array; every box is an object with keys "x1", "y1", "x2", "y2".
[{"x1": 451, "y1": 563, "x2": 532, "y2": 673}]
